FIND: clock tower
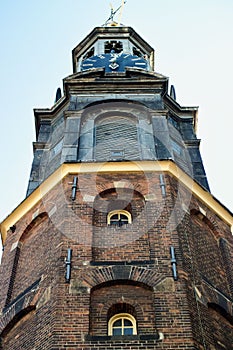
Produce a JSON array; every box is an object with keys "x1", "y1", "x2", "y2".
[{"x1": 0, "y1": 24, "x2": 233, "y2": 350}]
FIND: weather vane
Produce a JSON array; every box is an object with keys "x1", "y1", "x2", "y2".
[{"x1": 103, "y1": 0, "x2": 127, "y2": 26}]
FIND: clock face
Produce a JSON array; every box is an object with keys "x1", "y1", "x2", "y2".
[{"x1": 80, "y1": 53, "x2": 149, "y2": 73}]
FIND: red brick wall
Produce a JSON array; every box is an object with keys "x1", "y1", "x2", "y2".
[{"x1": 0, "y1": 171, "x2": 232, "y2": 350}]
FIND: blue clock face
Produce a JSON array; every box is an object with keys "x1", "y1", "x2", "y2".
[{"x1": 81, "y1": 53, "x2": 149, "y2": 73}]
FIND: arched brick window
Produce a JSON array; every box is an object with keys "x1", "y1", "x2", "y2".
[
  {"x1": 9, "y1": 213, "x2": 50, "y2": 302},
  {"x1": 92, "y1": 188, "x2": 150, "y2": 262},
  {"x1": 190, "y1": 211, "x2": 228, "y2": 291},
  {"x1": 90, "y1": 282, "x2": 156, "y2": 336}
]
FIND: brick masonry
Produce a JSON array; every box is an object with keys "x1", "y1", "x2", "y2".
[{"x1": 0, "y1": 171, "x2": 233, "y2": 349}]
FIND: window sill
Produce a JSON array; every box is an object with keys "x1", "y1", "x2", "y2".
[
  {"x1": 90, "y1": 260, "x2": 156, "y2": 266},
  {"x1": 85, "y1": 333, "x2": 160, "y2": 342}
]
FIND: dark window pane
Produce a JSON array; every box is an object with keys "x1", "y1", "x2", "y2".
[
  {"x1": 133, "y1": 47, "x2": 145, "y2": 57},
  {"x1": 83, "y1": 47, "x2": 95, "y2": 60},
  {"x1": 110, "y1": 220, "x2": 119, "y2": 225},
  {"x1": 124, "y1": 319, "x2": 132, "y2": 326},
  {"x1": 111, "y1": 214, "x2": 118, "y2": 220},
  {"x1": 124, "y1": 327, "x2": 133, "y2": 335},
  {"x1": 112, "y1": 328, "x2": 122, "y2": 336},
  {"x1": 113, "y1": 319, "x2": 121, "y2": 327}
]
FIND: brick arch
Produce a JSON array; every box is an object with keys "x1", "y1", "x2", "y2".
[
  {"x1": 81, "y1": 266, "x2": 162, "y2": 289},
  {"x1": 94, "y1": 176, "x2": 149, "y2": 199},
  {"x1": 0, "y1": 305, "x2": 35, "y2": 341},
  {"x1": 207, "y1": 302, "x2": 233, "y2": 325},
  {"x1": 98, "y1": 289, "x2": 144, "y2": 320},
  {"x1": 94, "y1": 186, "x2": 146, "y2": 202},
  {"x1": 107, "y1": 302, "x2": 138, "y2": 320},
  {"x1": 200, "y1": 281, "x2": 233, "y2": 317},
  {"x1": 93, "y1": 187, "x2": 146, "y2": 220},
  {"x1": 20, "y1": 212, "x2": 49, "y2": 243},
  {"x1": 190, "y1": 208, "x2": 219, "y2": 236}
]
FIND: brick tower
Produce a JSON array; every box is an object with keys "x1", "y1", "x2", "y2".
[{"x1": 0, "y1": 24, "x2": 233, "y2": 350}]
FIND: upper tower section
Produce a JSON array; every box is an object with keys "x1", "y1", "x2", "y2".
[
  {"x1": 26, "y1": 24, "x2": 210, "y2": 197},
  {"x1": 72, "y1": 26, "x2": 154, "y2": 73}
]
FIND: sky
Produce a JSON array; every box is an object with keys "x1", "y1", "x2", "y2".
[{"x1": 0, "y1": 0, "x2": 233, "y2": 252}]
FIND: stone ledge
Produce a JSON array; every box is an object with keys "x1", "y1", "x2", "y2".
[{"x1": 85, "y1": 333, "x2": 160, "y2": 342}]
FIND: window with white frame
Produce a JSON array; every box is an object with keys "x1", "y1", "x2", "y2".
[
  {"x1": 108, "y1": 313, "x2": 137, "y2": 336},
  {"x1": 107, "y1": 210, "x2": 132, "y2": 226}
]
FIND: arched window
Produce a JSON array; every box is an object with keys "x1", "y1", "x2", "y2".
[
  {"x1": 107, "y1": 210, "x2": 132, "y2": 226},
  {"x1": 108, "y1": 313, "x2": 137, "y2": 336}
]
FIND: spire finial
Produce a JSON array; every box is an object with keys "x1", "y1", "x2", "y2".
[{"x1": 103, "y1": 0, "x2": 127, "y2": 26}]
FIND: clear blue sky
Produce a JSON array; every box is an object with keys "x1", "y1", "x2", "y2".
[{"x1": 0, "y1": 0, "x2": 233, "y2": 231}]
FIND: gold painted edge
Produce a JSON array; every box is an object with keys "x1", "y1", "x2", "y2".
[{"x1": 1, "y1": 160, "x2": 232, "y2": 244}]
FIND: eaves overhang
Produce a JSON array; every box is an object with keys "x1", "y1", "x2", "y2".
[
  {"x1": 63, "y1": 68, "x2": 169, "y2": 96},
  {"x1": 65, "y1": 68, "x2": 167, "y2": 81},
  {"x1": 33, "y1": 69, "x2": 169, "y2": 138},
  {"x1": 164, "y1": 94, "x2": 199, "y2": 131},
  {"x1": 164, "y1": 93, "x2": 198, "y2": 115},
  {"x1": 33, "y1": 96, "x2": 69, "y2": 138},
  {"x1": 1, "y1": 161, "x2": 232, "y2": 245}
]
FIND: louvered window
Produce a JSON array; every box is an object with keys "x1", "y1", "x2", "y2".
[{"x1": 95, "y1": 116, "x2": 139, "y2": 161}]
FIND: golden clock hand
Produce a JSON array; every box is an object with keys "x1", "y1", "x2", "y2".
[
  {"x1": 103, "y1": 0, "x2": 127, "y2": 26},
  {"x1": 118, "y1": 0, "x2": 126, "y2": 26}
]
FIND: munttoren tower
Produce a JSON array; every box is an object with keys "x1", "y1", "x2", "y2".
[{"x1": 0, "y1": 23, "x2": 233, "y2": 350}]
